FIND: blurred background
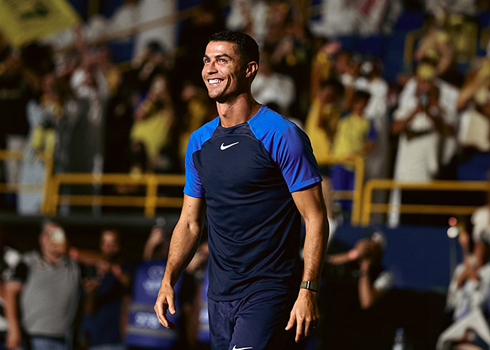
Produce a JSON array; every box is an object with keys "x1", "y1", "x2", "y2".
[{"x1": 1, "y1": 0, "x2": 490, "y2": 349}]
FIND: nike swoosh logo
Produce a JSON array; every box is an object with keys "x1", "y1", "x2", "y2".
[
  {"x1": 232, "y1": 346, "x2": 252, "y2": 350},
  {"x1": 220, "y1": 142, "x2": 239, "y2": 150}
]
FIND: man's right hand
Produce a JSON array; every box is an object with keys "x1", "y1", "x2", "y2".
[
  {"x1": 6, "y1": 325, "x2": 22, "y2": 350},
  {"x1": 154, "y1": 282, "x2": 177, "y2": 329}
]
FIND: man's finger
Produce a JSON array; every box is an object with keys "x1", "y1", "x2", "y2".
[
  {"x1": 167, "y1": 295, "x2": 176, "y2": 315},
  {"x1": 155, "y1": 302, "x2": 170, "y2": 328},
  {"x1": 295, "y1": 317, "x2": 305, "y2": 343},
  {"x1": 285, "y1": 312, "x2": 296, "y2": 331}
]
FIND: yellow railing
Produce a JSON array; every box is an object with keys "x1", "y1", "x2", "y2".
[
  {"x1": 46, "y1": 172, "x2": 185, "y2": 217},
  {"x1": 361, "y1": 179, "x2": 490, "y2": 226},
  {"x1": 0, "y1": 150, "x2": 365, "y2": 222},
  {"x1": 317, "y1": 156, "x2": 364, "y2": 225},
  {"x1": 47, "y1": 157, "x2": 364, "y2": 221}
]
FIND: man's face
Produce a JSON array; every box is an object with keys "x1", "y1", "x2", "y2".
[
  {"x1": 41, "y1": 224, "x2": 67, "y2": 259},
  {"x1": 100, "y1": 231, "x2": 120, "y2": 259},
  {"x1": 202, "y1": 41, "x2": 245, "y2": 103},
  {"x1": 416, "y1": 79, "x2": 433, "y2": 95}
]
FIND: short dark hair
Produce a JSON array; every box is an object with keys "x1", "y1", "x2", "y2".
[
  {"x1": 209, "y1": 31, "x2": 259, "y2": 66},
  {"x1": 320, "y1": 78, "x2": 345, "y2": 97},
  {"x1": 353, "y1": 90, "x2": 371, "y2": 103}
]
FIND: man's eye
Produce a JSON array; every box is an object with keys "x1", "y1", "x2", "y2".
[{"x1": 219, "y1": 59, "x2": 227, "y2": 63}]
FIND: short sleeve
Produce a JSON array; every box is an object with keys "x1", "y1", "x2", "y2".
[
  {"x1": 183, "y1": 132, "x2": 205, "y2": 198},
  {"x1": 272, "y1": 124, "x2": 322, "y2": 193}
]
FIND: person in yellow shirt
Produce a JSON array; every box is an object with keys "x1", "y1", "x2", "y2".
[
  {"x1": 305, "y1": 79, "x2": 344, "y2": 164},
  {"x1": 305, "y1": 79, "x2": 344, "y2": 224},
  {"x1": 331, "y1": 90, "x2": 377, "y2": 213},
  {"x1": 130, "y1": 74, "x2": 174, "y2": 172}
]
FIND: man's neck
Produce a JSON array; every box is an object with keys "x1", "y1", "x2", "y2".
[
  {"x1": 42, "y1": 251, "x2": 63, "y2": 265},
  {"x1": 216, "y1": 93, "x2": 261, "y2": 128}
]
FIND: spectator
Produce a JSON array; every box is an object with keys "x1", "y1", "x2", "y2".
[
  {"x1": 128, "y1": 41, "x2": 168, "y2": 96},
  {"x1": 456, "y1": 57, "x2": 490, "y2": 181},
  {"x1": 0, "y1": 230, "x2": 20, "y2": 350},
  {"x1": 0, "y1": 45, "x2": 35, "y2": 200},
  {"x1": 269, "y1": 14, "x2": 314, "y2": 122},
  {"x1": 355, "y1": 57, "x2": 389, "y2": 181},
  {"x1": 437, "y1": 224, "x2": 490, "y2": 350},
  {"x1": 414, "y1": 14, "x2": 453, "y2": 77},
  {"x1": 305, "y1": 79, "x2": 345, "y2": 163},
  {"x1": 4, "y1": 221, "x2": 81, "y2": 350},
  {"x1": 328, "y1": 232, "x2": 393, "y2": 309},
  {"x1": 251, "y1": 49, "x2": 295, "y2": 115},
  {"x1": 225, "y1": 0, "x2": 269, "y2": 46},
  {"x1": 330, "y1": 90, "x2": 377, "y2": 213},
  {"x1": 309, "y1": 0, "x2": 402, "y2": 37},
  {"x1": 178, "y1": 81, "x2": 217, "y2": 169},
  {"x1": 388, "y1": 61, "x2": 459, "y2": 227},
  {"x1": 97, "y1": 46, "x2": 122, "y2": 98},
  {"x1": 130, "y1": 74, "x2": 175, "y2": 173},
  {"x1": 309, "y1": 40, "x2": 341, "y2": 104},
  {"x1": 465, "y1": 180, "x2": 490, "y2": 271},
  {"x1": 76, "y1": 229, "x2": 131, "y2": 350},
  {"x1": 326, "y1": 231, "x2": 394, "y2": 348},
  {"x1": 18, "y1": 73, "x2": 70, "y2": 214},
  {"x1": 305, "y1": 78, "x2": 344, "y2": 227}
]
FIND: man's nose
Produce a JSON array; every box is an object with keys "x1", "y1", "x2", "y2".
[{"x1": 206, "y1": 61, "x2": 217, "y2": 74}]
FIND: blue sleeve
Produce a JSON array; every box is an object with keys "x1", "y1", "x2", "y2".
[
  {"x1": 367, "y1": 120, "x2": 377, "y2": 141},
  {"x1": 183, "y1": 132, "x2": 204, "y2": 198},
  {"x1": 267, "y1": 123, "x2": 322, "y2": 193}
]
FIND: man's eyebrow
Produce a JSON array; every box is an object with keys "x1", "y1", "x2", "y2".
[{"x1": 203, "y1": 54, "x2": 234, "y2": 60}]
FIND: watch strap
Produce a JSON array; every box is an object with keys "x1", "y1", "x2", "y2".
[{"x1": 300, "y1": 280, "x2": 319, "y2": 292}]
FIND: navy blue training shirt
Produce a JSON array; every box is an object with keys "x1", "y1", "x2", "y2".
[{"x1": 184, "y1": 105, "x2": 321, "y2": 301}]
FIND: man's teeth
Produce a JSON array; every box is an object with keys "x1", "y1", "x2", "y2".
[{"x1": 209, "y1": 79, "x2": 222, "y2": 84}]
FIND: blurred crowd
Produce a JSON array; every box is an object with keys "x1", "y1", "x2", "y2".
[
  {"x1": 4, "y1": 197, "x2": 490, "y2": 349},
  {"x1": 0, "y1": 0, "x2": 490, "y2": 228},
  {"x1": 1, "y1": 0, "x2": 490, "y2": 348},
  {"x1": 0, "y1": 220, "x2": 213, "y2": 350}
]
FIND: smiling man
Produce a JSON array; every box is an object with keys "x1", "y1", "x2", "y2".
[{"x1": 154, "y1": 31, "x2": 329, "y2": 350}]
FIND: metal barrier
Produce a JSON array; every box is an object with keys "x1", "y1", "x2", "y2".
[
  {"x1": 48, "y1": 157, "x2": 364, "y2": 221},
  {"x1": 0, "y1": 150, "x2": 364, "y2": 221},
  {"x1": 361, "y1": 179, "x2": 490, "y2": 226},
  {"x1": 46, "y1": 173, "x2": 185, "y2": 217},
  {"x1": 0, "y1": 150, "x2": 53, "y2": 213}
]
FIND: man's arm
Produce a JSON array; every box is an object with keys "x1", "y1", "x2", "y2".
[
  {"x1": 286, "y1": 183, "x2": 329, "y2": 343},
  {"x1": 5, "y1": 281, "x2": 23, "y2": 350},
  {"x1": 154, "y1": 194, "x2": 205, "y2": 329}
]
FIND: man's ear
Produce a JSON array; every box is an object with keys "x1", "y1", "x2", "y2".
[{"x1": 245, "y1": 61, "x2": 259, "y2": 79}]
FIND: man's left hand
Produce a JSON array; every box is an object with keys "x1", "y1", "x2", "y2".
[{"x1": 285, "y1": 289, "x2": 320, "y2": 343}]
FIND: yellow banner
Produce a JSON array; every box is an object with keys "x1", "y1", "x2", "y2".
[{"x1": 0, "y1": 0, "x2": 80, "y2": 47}]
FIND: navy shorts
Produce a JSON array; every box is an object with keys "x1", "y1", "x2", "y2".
[{"x1": 208, "y1": 289, "x2": 297, "y2": 350}]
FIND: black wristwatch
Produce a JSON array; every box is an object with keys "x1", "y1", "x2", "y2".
[{"x1": 300, "y1": 280, "x2": 319, "y2": 292}]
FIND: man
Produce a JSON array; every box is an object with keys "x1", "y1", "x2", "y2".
[
  {"x1": 80, "y1": 229, "x2": 130, "y2": 350},
  {"x1": 4, "y1": 221, "x2": 81, "y2": 350},
  {"x1": 154, "y1": 31, "x2": 329, "y2": 350}
]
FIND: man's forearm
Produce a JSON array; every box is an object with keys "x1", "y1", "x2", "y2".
[
  {"x1": 302, "y1": 215, "x2": 329, "y2": 283},
  {"x1": 4, "y1": 282, "x2": 22, "y2": 331},
  {"x1": 162, "y1": 220, "x2": 202, "y2": 287}
]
